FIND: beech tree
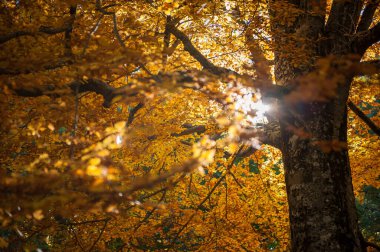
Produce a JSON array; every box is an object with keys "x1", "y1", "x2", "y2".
[{"x1": 0, "y1": 0, "x2": 379, "y2": 251}]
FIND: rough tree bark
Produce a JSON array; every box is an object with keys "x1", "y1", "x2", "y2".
[
  {"x1": 270, "y1": 0, "x2": 378, "y2": 251},
  {"x1": 280, "y1": 100, "x2": 362, "y2": 251}
]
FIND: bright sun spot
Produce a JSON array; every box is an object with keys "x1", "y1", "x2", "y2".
[
  {"x1": 116, "y1": 135, "x2": 123, "y2": 145},
  {"x1": 233, "y1": 87, "x2": 270, "y2": 125}
]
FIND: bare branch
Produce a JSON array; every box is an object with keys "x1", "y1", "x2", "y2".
[
  {"x1": 138, "y1": 174, "x2": 186, "y2": 202},
  {"x1": 133, "y1": 190, "x2": 166, "y2": 231},
  {"x1": 72, "y1": 79, "x2": 119, "y2": 107},
  {"x1": 96, "y1": 0, "x2": 125, "y2": 48},
  {"x1": 123, "y1": 159, "x2": 198, "y2": 195},
  {"x1": 348, "y1": 100, "x2": 380, "y2": 137},
  {"x1": 69, "y1": 226, "x2": 86, "y2": 252},
  {"x1": 245, "y1": 27, "x2": 272, "y2": 87},
  {"x1": 0, "y1": 6, "x2": 78, "y2": 46},
  {"x1": 95, "y1": 0, "x2": 115, "y2": 15},
  {"x1": 155, "y1": 26, "x2": 289, "y2": 99},
  {"x1": 127, "y1": 102, "x2": 144, "y2": 126},
  {"x1": 6, "y1": 78, "x2": 121, "y2": 108},
  {"x1": 0, "y1": 59, "x2": 72, "y2": 75},
  {"x1": 88, "y1": 218, "x2": 109, "y2": 251},
  {"x1": 5, "y1": 66, "x2": 290, "y2": 116},
  {"x1": 82, "y1": 15, "x2": 104, "y2": 55},
  {"x1": 171, "y1": 125, "x2": 206, "y2": 137},
  {"x1": 162, "y1": 16, "x2": 171, "y2": 68},
  {"x1": 171, "y1": 146, "x2": 244, "y2": 242},
  {"x1": 67, "y1": 218, "x2": 111, "y2": 226},
  {"x1": 167, "y1": 23, "x2": 231, "y2": 75},
  {"x1": 0, "y1": 26, "x2": 70, "y2": 45},
  {"x1": 356, "y1": 0, "x2": 380, "y2": 32},
  {"x1": 0, "y1": 31, "x2": 33, "y2": 44},
  {"x1": 111, "y1": 13, "x2": 126, "y2": 48}
]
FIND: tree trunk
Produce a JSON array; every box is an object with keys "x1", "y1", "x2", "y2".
[
  {"x1": 279, "y1": 100, "x2": 363, "y2": 251},
  {"x1": 268, "y1": 1, "x2": 365, "y2": 250}
]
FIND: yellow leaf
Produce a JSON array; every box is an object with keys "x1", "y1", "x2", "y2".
[
  {"x1": 227, "y1": 142, "x2": 239, "y2": 153},
  {"x1": 48, "y1": 123, "x2": 55, "y2": 131},
  {"x1": 33, "y1": 210, "x2": 44, "y2": 220},
  {"x1": 54, "y1": 160, "x2": 63, "y2": 167},
  {"x1": 88, "y1": 157, "x2": 101, "y2": 166},
  {"x1": 114, "y1": 121, "x2": 126, "y2": 131},
  {"x1": 97, "y1": 149, "x2": 110, "y2": 157},
  {"x1": 87, "y1": 165, "x2": 102, "y2": 176},
  {"x1": 106, "y1": 204, "x2": 119, "y2": 213}
]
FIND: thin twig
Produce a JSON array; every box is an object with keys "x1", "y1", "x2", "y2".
[
  {"x1": 133, "y1": 190, "x2": 167, "y2": 231},
  {"x1": 68, "y1": 218, "x2": 110, "y2": 226},
  {"x1": 348, "y1": 100, "x2": 380, "y2": 137},
  {"x1": 127, "y1": 102, "x2": 144, "y2": 126},
  {"x1": 88, "y1": 218, "x2": 110, "y2": 251},
  {"x1": 82, "y1": 14, "x2": 104, "y2": 55},
  {"x1": 69, "y1": 225, "x2": 86, "y2": 252},
  {"x1": 69, "y1": 82, "x2": 80, "y2": 159},
  {"x1": 171, "y1": 146, "x2": 243, "y2": 243}
]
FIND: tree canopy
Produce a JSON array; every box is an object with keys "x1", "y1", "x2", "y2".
[{"x1": 0, "y1": 0, "x2": 379, "y2": 251}]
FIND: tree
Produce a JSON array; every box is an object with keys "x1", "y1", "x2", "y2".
[{"x1": 0, "y1": 0, "x2": 379, "y2": 251}]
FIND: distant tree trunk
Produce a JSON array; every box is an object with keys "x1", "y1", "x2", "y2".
[{"x1": 270, "y1": 1, "x2": 365, "y2": 250}]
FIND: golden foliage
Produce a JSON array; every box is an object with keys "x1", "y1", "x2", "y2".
[{"x1": 0, "y1": 0, "x2": 379, "y2": 251}]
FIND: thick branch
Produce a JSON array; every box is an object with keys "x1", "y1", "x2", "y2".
[
  {"x1": 352, "y1": 22, "x2": 380, "y2": 54},
  {"x1": 64, "y1": 5, "x2": 77, "y2": 57},
  {"x1": 348, "y1": 100, "x2": 380, "y2": 137},
  {"x1": 164, "y1": 24, "x2": 289, "y2": 99},
  {"x1": 238, "y1": 121, "x2": 282, "y2": 151},
  {"x1": 171, "y1": 125, "x2": 206, "y2": 137},
  {"x1": 0, "y1": 59, "x2": 72, "y2": 76},
  {"x1": 0, "y1": 31, "x2": 33, "y2": 44},
  {"x1": 153, "y1": 68, "x2": 289, "y2": 101},
  {"x1": 127, "y1": 102, "x2": 144, "y2": 126},
  {"x1": 356, "y1": 0, "x2": 380, "y2": 32},
  {"x1": 167, "y1": 23, "x2": 231, "y2": 75},
  {"x1": 0, "y1": 26, "x2": 69, "y2": 44},
  {"x1": 162, "y1": 16, "x2": 171, "y2": 68},
  {"x1": 354, "y1": 60, "x2": 380, "y2": 76},
  {"x1": 245, "y1": 27, "x2": 272, "y2": 87},
  {"x1": 6, "y1": 78, "x2": 120, "y2": 108},
  {"x1": 261, "y1": 121, "x2": 282, "y2": 149},
  {"x1": 0, "y1": 14, "x2": 80, "y2": 46},
  {"x1": 6, "y1": 66, "x2": 290, "y2": 117},
  {"x1": 74, "y1": 79, "x2": 118, "y2": 107},
  {"x1": 326, "y1": 0, "x2": 363, "y2": 35}
]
